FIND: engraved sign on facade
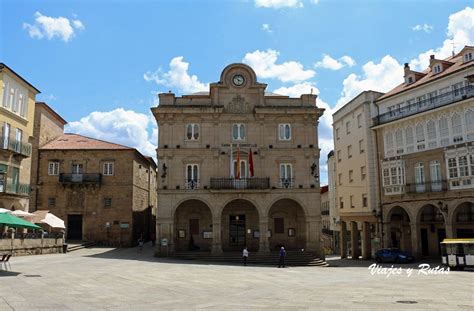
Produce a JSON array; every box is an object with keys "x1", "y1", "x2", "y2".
[
  {"x1": 226, "y1": 95, "x2": 253, "y2": 114},
  {"x1": 221, "y1": 143, "x2": 257, "y2": 148}
]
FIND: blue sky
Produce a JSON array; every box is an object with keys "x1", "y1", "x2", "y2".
[{"x1": 1, "y1": 0, "x2": 473, "y2": 184}]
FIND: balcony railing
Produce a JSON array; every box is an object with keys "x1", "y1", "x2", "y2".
[
  {"x1": 210, "y1": 178, "x2": 270, "y2": 190},
  {"x1": 0, "y1": 181, "x2": 30, "y2": 196},
  {"x1": 374, "y1": 85, "x2": 474, "y2": 125},
  {"x1": 1, "y1": 136, "x2": 32, "y2": 157},
  {"x1": 321, "y1": 210, "x2": 330, "y2": 215},
  {"x1": 406, "y1": 180, "x2": 448, "y2": 194},
  {"x1": 185, "y1": 179, "x2": 200, "y2": 190},
  {"x1": 59, "y1": 173, "x2": 102, "y2": 184},
  {"x1": 279, "y1": 178, "x2": 295, "y2": 189},
  {"x1": 322, "y1": 228, "x2": 333, "y2": 235}
]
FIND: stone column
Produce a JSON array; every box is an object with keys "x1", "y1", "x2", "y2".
[
  {"x1": 362, "y1": 222, "x2": 372, "y2": 259},
  {"x1": 350, "y1": 221, "x2": 360, "y2": 259},
  {"x1": 305, "y1": 218, "x2": 321, "y2": 255},
  {"x1": 445, "y1": 223, "x2": 454, "y2": 239},
  {"x1": 258, "y1": 220, "x2": 269, "y2": 253},
  {"x1": 383, "y1": 222, "x2": 390, "y2": 248},
  {"x1": 410, "y1": 222, "x2": 420, "y2": 258},
  {"x1": 339, "y1": 221, "x2": 347, "y2": 258},
  {"x1": 156, "y1": 219, "x2": 173, "y2": 256},
  {"x1": 211, "y1": 219, "x2": 222, "y2": 254}
]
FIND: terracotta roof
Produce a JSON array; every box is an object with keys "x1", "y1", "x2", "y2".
[
  {"x1": 41, "y1": 133, "x2": 133, "y2": 150},
  {"x1": 377, "y1": 47, "x2": 474, "y2": 102},
  {"x1": 320, "y1": 185, "x2": 329, "y2": 194}
]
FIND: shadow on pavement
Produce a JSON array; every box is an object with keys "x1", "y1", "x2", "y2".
[{"x1": 0, "y1": 270, "x2": 21, "y2": 277}]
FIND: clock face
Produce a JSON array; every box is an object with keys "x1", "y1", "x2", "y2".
[{"x1": 233, "y1": 74, "x2": 245, "y2": 86}]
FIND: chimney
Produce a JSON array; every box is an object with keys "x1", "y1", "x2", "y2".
[
  {"x1": 429, "y1": 54, "x2": 436, "y2": 67},
  {"x1": 403, "y1": 63, "x2": 410, "y2": 77}
]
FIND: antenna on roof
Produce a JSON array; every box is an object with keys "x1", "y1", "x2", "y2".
[
  {"x1": 451, "y1": 40, "x2": 456, "y2": 56},
  {"x1": 311, "y1": 88, "x2": 313, "y2": 94}
]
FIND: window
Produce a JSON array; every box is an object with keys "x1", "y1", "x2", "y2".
[
  {"x1": 350, "y1": 195, "x2": 354, "y2": 208},
  {"x1": 385, "y1": 131, "x2": 394, "y2": 155},
  {"x1": 186, "y1": 124, "x2": 199, "y2": 140},
  {"x1": 233, "y1": 160, "x2": 247, "y2": 179},
  {"x1": 470, "y1": 155, "x2": 474, "y2": 176},
  {"x1": 416, "y1": 123, "x2": 425, "y2": 150},
  {"x1": 439, "y1": 117, "x2": 449, "y2": 146},
  {"x1": 405, "y1": 126, "x2": 414, "y2": 144},
  {"x1": 395, "y1": 129, "x2": 403, "y2": 154},
  {"x1": 274, "y1": 218, "x2": 284, "y2": 234},
  {"x1": 349, "y1": 170, "x2": 353, "y2": 183},
  {"x1": 347, "y1": 145, "x2": 352, "y2": 158},
  {"x1": 357, "y1": 114, "x2": 362, "y2": 128},
  {"x1": 430, "y1": 160, "x2": 442, "y2": 191},
  {"x1": 14, "y1": 128, "x2": 22, "y2": 153},
  {"x1": 459, "y1": 156, "x2": 469, "y2": 177},
  {"x1": 232, "y1": 124, "x2": 245, "y2": 140},
  {"x1": 48, "y1": 197, "x2": 56, "y2": 208},
  {"x1": 338, "y1": 173, "x2": 342, "y2": 185},
  {"x1": 359, "y1": 139, "x2": 364, "y2": 153},
  {"x1": 346, "y1": 121, "x2": 351, "y2": 134},
  {"x1": 383, "y1": 168, "x2": 390, "y2": 186},
  {"x1": 336, "y1": 128, "x2": 340, "y2": 140},
  {"x1": 408, "y1": 76, "x2": 414, "y2": 84},
  {"x1": 466, "y1": 110, "x2": 474, "y2": 135},
  {"x1": 186, "y1": 164, "x2": 199, "y2": 189},
  {"x1": 104, "y1": 197, "x2": 112, "y2": 208},
  {"x1": 9, "y1": 88, "x2": 14, "y2": 111},
  {"x1": 427, "y1": 120, "x2": 436, "y2": 140},
  {"x1": 361, "y1": 166, "x2": 366, "y2": 180},
  {"x1": 465, "y1": 52, "x2": 473, "y2": 62},
  {"x1": 103, "y1": 162, "x2": 114, "y2": 175},
  {"x1": 337, "y1": 150, "x2": 341, "y2": 162},
  {"x1": 279, "y1": 163, "x2": 293, "y2": 188},
  {"x1": 433, "y1": 64, "x2": 442, "y2": 74},
  {"x1": 451, "y1": 114, "x2": 463, "y2": 143},
  {"x1": 382, "y1": 160, "x2": 405, "y2": 190},
  {"x1": 415, "y1": 162, "x2": 425, "y2": 192},
  {"x1": 448, "y1": 158, "x2": 458, "y2": 178},
  {"x1": 278, "y1": 124, "x2": 291, "y2": 140},
  {"x1": 72, "y1": 164, "x2": 83, "y2": 174},
  {"x1": 2, "y1": 122, "x2": 10, "y2": 149},
  {"x1": 339, "y1": 197, "x2": 344, "y2": 209},
  {"x1": 48, "y1": 162, "x2": 59, "y2": 175},
  {"x1": 362, "y1": 194, "x2": 367, "y2": 207}
]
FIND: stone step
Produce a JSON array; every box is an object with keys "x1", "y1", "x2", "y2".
[{"x1": 66, "y1": 241, "x2": 97, "y2": 252}]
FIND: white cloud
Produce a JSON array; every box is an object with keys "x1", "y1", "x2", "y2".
[
  {"x1": 67, "y1": 108, "x2": 157, "y2": 157},
  {"x1": 273, "y1": 82, "x2": 319, "y2": 98},
  {"x1": 23, "y1": 11, "x2": 84, "y2": 42},
  {"x1": 410, "y1": 7, "x2": 474, "y2": 70},
  {"x1": 261, "y1": 24, "x2": 273, "y2": 33},
  {"x1": 336, "y1": 55, "x2": 404, "y2": 111},
  {"x1": 255, "y1": 0, "x2": 303, "y2": 8},
  {"x1": 243, "y1": 49, "x2": 315, "y2": 83},
  {"x1": 315, "y1": 54, "x2": 356, "y2": 70},
  {"x1": 412, "y1": 23, "x2": 433, "y2": 33},
  {"x1": 144, "y1": 56, "x2": 209, "y2": 94}
]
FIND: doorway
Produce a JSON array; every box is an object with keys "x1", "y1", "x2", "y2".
[
  {"x1": 229, "y1": 215, "x2": 246, "y2": 247},
  {"x1": 421, "y1": 228, "x2": 429, "y2": 256},
  {"x1": 67, "y1": 214, "x2": 83, "y2": 240}
]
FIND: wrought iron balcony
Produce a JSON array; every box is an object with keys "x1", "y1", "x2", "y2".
[
  {"x1": 374, "y1": 85, "x2": 474, "y2": 125},
  {"x1": 405, "y1": 180, "x2": 448, "y2": 194},
  {"x1": 0, "y1": 181, "x2": 30, "y2": 196},
  {"x1": 322, "y1": 228, "x2": 333, "y2": 235},
  {"x1": 59, "y1": 173, "x2": 102, "y2": 184},
  {"x1": 210, "y1": 178, "x2": 270, "y2": 190},
  {"x1": 321, "y1": 210, "x2": 330, "y2": 215},
  {"x1": 278, "y1": 178, "x2": 294, "y2": 189},
  {"x1": 0, "y1": 137, "x2": 32, "y2": 157},
  {"x1": 185, "y1": 179, "x2": 200, "y2": 190}
]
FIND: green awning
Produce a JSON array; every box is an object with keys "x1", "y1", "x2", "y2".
[{"x1": 0, "y1": 213, "x2": 41, "y2": 229}]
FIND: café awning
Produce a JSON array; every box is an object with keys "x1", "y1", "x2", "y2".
[{"x1": 0, "y1": 213, "x2": 41, "y2": 229}]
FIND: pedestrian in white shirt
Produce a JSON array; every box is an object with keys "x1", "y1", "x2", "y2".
[{"x1": 243, "y1": 247, "x2": 249, "y2": 266}]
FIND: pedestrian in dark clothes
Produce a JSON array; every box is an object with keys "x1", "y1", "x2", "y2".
[
  {"x1": 278, "y1": 246, "x2": 286, "y2": 268},
  {"x1": 243, "y1": 247, "x2": 249, "y2": 266}
]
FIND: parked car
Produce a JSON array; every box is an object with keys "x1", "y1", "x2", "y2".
[{"x1": 375, "y1": 248, "x2": 415, "y2": 263}]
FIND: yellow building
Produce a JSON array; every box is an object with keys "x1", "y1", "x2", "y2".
[{"x1": 0, "y1": 63, "x2": 40, "y2": 211}]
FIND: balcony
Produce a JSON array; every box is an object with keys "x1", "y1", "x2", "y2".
[
  {"x1": 210, "y1": 178, "x2": 270, "y2": 190},
  {"x1": 1, "y1": 137, "x2": 32, "y2": 157},
  {"x1": 322, "y1": 228, "x2": 333, "y2": 235},
  {"x1": 405, "y1": 180, "x2": 448, "y2": 194},
  {"x1": 278, "y1": 178, "x2": 295, "y2": 189},
  {"x1": 185, "y1": 179, "x2": 200, "y2": 190},
  {"x1": 321, "y1": 210, "x2": 330, "y2": 215},
  {"x1": 0, "y1": 181, "x2": 30, "y2": 196},
  {"x1": 59, "y1": 173, "x2": 102, "y2": 185},
  {"x1": 374, "y1": 85, "x2": 474, "y2": 125}
]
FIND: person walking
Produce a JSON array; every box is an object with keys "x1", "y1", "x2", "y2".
[
  {"x1": 243, "y1": 247, "x2": 249, "y2": 266},
  {"x1": 138, "y1": 235, "x2": 144, "y2": 253},
  {"x1": 278, "y1": 246, "x2": 286, "y2": 268}
]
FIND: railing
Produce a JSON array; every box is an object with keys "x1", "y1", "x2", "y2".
[
  {"x1": 0, "y1": 136, "x2": 32, "y2": 157},
  {"x1": 321, "y1": 210, "x2": 330, "y2": 215},
  {"x1": 59, "y1": 173, "x2": 102, "y2": 184},
  {"x1": 374, "y1": 85, "x2": 474, "y2": 125},
  {"x1": 406, "y1": 180, "x2": 448, "y2": 194},
  {"x1": 322, "y1": 228, "x2": 333, "y2": 235},
  {"x1": 0, "y1": 181, "x2": 30, "y2": 196},
  {"x1": 185, "y1": 179, "x2": 200, "y2": 190},
  {"x1": 279, "y1": 178, "x2": 294, "y2": 189},
  {"x1": 210, "y1": 178, "x2": 270, "y2": 190}
]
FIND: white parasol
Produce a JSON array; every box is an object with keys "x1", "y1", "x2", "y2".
[
  {"x1": 0, "y1": 208, "x2": 12, "y2": 214},
  {"x1": 11, "y1": 210, "x2": 35, "y2": 217}
]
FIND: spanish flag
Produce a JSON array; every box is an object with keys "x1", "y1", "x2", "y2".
[{"x1": 236, "y1": 146, "x2": 241, "y2": 179}]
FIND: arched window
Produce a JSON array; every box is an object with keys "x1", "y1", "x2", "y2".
[
  {"x1": 465, "y1": 110, "x2": 474, "y2": 141},
  {"x1": 385, "y1": 131, "x2": 394, "y2": 156},
  {"x1": 415, "y1": 162, "x2": 425, "y2": 192},
  {"x1": 451, "y1": 114, "x2": 463, "y2": 143},
  {"x1": 232, "y1": 124, "x2": 246, "y2": 140},
  {"x1": 395, "y1": 129, "x2": 403, "y2": 154},
  {"x1": 416, "y1": 123, "x2": 425, "y2": 150},
  {"x1": 439, "y1": 117, "x2": 449, "y2": 146},
  {"x1": 427, "y1": 120, "x2": 437, "y2": 148}
]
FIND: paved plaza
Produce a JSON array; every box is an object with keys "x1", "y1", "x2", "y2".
[{"x1": 0, "y1": 244, "x2": 473, "y2": 310}]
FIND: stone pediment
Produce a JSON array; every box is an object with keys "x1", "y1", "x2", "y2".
[{"x1": 225, "y1": 95, "x2": 253, "y2": 114}]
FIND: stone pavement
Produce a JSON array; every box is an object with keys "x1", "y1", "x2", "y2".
[{"x1": 0, "y1": 244, "x2": 473, "y2": 310}]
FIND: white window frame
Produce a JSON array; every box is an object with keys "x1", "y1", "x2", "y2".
[
  {"x1": 48, "y1": 162, "x2": 60, "y2": 176},
  {"x1": 278, "y1": 123, "x2": 291, "y2": 140},
  {"x1": 233, "y1": 159, "x2": 248, "y2": 179},
  {"x1": 361, "y1": 166, "x2": 366, "y2": 181},
  {"x1": 279, "y1": 163, "x2": 293, "y2": 188},
  {"x1": 103, "y1": 162, "x2": 114, "y2": 176},
  {"x1": 185, "y1": 164, "x2": 199, "y2": 189},
  {"x1": 382, "y1": 160, "x2": 406, "y2": 195},
  {"x1": 414, "y1": 162, "x2": 425, "y2": 193},
  {"x1": 430, "y1": 160, "x2": 442, "y2": 191},
  {"x1": 186, "y1": 123, "x2": 199, "y2": 141},
  {"x1": 232, "y1": 123, "x2": 246, "y2": 140},
  {"x1": 72, "y1": 164, "x2": 83, "y2": 174}
]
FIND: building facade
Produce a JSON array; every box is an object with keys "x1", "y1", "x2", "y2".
[
  {"x1": 36, "y1": 133, "x2": 157, "y2": 246},
  {"x1": 327, "y1": 150, "x2": 340, "y2": 254},
  {"x1": 320, "y1": 185, "x2": 333, "y2": 253},
  {"x1": 0, "y1": 63, "x2": 40, "y2": 211},
  {"x1": 332, "y1": 91, "x2": 384, "y2": 259},
  {"x1": 373, "y1": 46, "x2": 474, "y2": 257},
  {"x1": 152, "y1": 63, "x2": 324, "y2": 255}
]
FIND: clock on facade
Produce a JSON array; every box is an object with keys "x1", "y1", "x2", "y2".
[{"x1": 232, "y1": 74, "x2": 245, "y2": 86}]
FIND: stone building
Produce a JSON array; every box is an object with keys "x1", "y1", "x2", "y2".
[
  {"x1": 320, "y1": 185, "x2": 333, "y2": 253},
  {"x1": 35, "y1": 133, "x2": 157, "y2": 246},
  {"x1": 373, "y1": 46, "x2": 474, "y2": 257},
  {"x1": 0, "y1": 63, "x2": 40, "y2": 211},
  {"x1": 332, "y1": 91, "x2": 384, "y2": 259},
  {"x1": 152, "y1": 63, "x2": 324, "y2": 255},
  {"x1": 327, "y1": 150, "x2": 340, "y2": 253}
]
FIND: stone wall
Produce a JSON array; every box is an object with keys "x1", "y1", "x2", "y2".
[{"x1": 0, "y1": 237, "x2": 64, "y2": 256}]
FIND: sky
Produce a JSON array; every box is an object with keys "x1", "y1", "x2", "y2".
[{"x1": 1, "y1": 0, "x2": 473, "y2": 184}]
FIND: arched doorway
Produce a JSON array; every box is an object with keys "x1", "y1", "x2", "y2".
[
  {"x1": 453, "y1": 202, "x2": 474, "y2": 238},
  {"x1": 418, "y1": 205, "x2": 445, "y2": 257},
  {"x1": 221, "y1": 199, "x2": 259, "y2": 252},
  {"x1": 268, "y1": 199, "x2": 306, "y2": 251},
  {"x1": 387, "y1": 206, "x2": 411, "y2": 252},
  {"x1": 174, "y1": 199, "x2": 213, "y2": 252}
]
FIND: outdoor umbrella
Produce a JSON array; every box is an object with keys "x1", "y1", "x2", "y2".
[
  {"x1": 11, "y1": 210, "x2": 35, "y2": 217},
  {"x1": 32, "y1": 211, "x2": 66, "y2": 229},
  {"x1": 0, "y1": 213, "x2": 41, "y2": 229},
  {"x1": 0, "y1": 208, "x2": 12, "y2": 214}
]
